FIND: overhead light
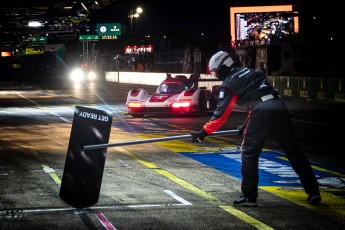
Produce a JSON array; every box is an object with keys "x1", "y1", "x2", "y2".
[
  {"x1": 28, "y1": 21, "x2": 43, "y2": 27},
  {"x1": 81, "y1": 3, "x2": 90, "y2": 14}
]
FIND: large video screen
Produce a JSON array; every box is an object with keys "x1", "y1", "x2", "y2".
[{"x1": 230, "y1": 5, "x2": 299, "y2": 42}]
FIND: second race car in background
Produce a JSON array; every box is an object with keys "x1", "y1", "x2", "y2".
[
  {"x1": 126, "y1": 75, "x2": 220, "y2": 117},
  {"x1": 69, "y1": 63, "x2": 97, "y2": 82}
]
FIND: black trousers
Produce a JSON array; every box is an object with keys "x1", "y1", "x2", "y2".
[
  {"x1": 13, "y1": 69, "x2": 22, "y2": 86},
  {"x1": 241, "y1": 97, "x2": 319, "y2": 200}
]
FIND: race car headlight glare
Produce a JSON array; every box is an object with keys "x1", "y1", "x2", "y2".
[
  {"x1": 87, "y1": 71, "x2": 97, "y2": 80},
  {"x1": 70, "y1": 68, "x2": 85, "y2": 81}
]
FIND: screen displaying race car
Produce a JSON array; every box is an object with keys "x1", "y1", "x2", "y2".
[{"x1": 126, "y1": 75, "x2": 220, "y2": 117}]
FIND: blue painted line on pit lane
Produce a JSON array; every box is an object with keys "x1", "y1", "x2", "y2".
[{"x1": 179, "y1": 151, "x2": 343, "y2": 187}]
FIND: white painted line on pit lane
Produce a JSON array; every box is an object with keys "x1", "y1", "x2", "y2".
[
  {"x1": 116, "y1": 146, "x2": 274, "y2": 230},
  {"x1": 49, "y1": 111, "x2": 72, "y2": 123},
  {"x1": 31, "y1": 150, "x2": 117, "y2": 228},
  {"x1": 164, "y1": 190, "x2": 192, "y2": 205},
  {"x1": 2, "y1": 200, "x2": 193, "y2": 215},
  {"x1": 29, "y1": 151, "x2": 194, "y2": 227},
  {"x1": 278, "y1": 156, "x2": 345, "y2": 177}
]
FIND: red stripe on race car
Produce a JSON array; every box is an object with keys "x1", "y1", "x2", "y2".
[{"x1": 149, "y1": 94, "x2": 174, "y2": 102}]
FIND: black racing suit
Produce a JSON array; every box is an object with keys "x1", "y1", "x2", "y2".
[{"x1": 203, "y1": 67, "x2": 319, "y2": 200}]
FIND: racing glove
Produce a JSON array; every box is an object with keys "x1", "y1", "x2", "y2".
[{"x1": 191, "y1": 128, "x2": 208, "y2": 143}]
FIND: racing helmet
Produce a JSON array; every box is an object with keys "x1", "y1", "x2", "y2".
[{"x1": 208, "y1": 51, "x2": 234, "y2": 80}]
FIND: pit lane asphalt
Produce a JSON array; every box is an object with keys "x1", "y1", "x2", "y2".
[{"x1": 0, "y1": 81, "x2": 344, "y2": 230}]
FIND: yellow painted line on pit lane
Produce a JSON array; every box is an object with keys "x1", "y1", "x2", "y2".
[
  {"x1": 138, "y1": 131, "x2": 269, "y2": 154},
  {"x1": 220, "y1": 205, "x2": 274, "y2": 230},
  {"x1": 261, "y1": 186, "x2": 345, "y2": 224},
  {"x1": 278, "y1": 156, "x2": 345, "y2": 177},
  {"x1": 135, "y1": 133, "x2": 345, "y2": 225},
  {"x1": 31, "y1": 150, "x2": 117, "y2": 228},
  {"x1": 41, "y1": 164, "x2": 62, "y2": 187},
  {"x1": 31, "y1": 150, "x2": 62, "y2": 187},
  {"x1": 137, "y1": 132, "x2": 237, "y2": 153},
  {"x1": 115, "y1": 146, "x2": 274, "y2": 230},
  {"x1": 273, "y1": 156, "x2": 345, "y2": 223}
]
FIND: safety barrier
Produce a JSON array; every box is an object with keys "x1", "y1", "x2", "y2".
[
  {"x1": 267, "y1": 76, "x2": 345, "y2": 103},
  {"x1": 105, "y1": 71, "x2": 345, "y2": 103}
]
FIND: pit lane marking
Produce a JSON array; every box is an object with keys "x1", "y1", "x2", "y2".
[
  {"x1": 278, "y1": 156, "x2": 345, "y2": 177},
  {"x1": 31, "y1": 150, "x2": 61, "y2": 186},
  {"x1": 95, "y1": 212, "x2": 116, "y2": 230},
  {"x1": 115, "y1": 146, "x2": 274, "y2": 230},
  {"x1": 26, "y1": 150, "x2": 194, "y2": 228},
  {"x1": 164, "y1": 190, "x2": 192, "y2": 205},
  {"x1": 138, "y1": 131, "x2": 345, "y2": 225},
  {"x1": 30, "y1": 150, "x2": 117, "y2": 228},
  {"x1": 7, "y1": 91, "x2": 125, "y2": 123},
  {"x1": 11, "y1": 92, "x2": 73, "y2": 123},
  {"x1": 261, "y1": 186, "x2": 345, "y2": 224},
  {"x1": 0, "y1": 190, "x2": 195, "y2": 219}
]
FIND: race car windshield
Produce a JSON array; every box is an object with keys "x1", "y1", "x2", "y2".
[{"x1": 157, "y1": 82, "x2": 194, "y2": 94}]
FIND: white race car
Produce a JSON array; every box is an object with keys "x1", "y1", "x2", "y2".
[{"x1": 126, "y1": 75, "x2": 220, "y2": 117}]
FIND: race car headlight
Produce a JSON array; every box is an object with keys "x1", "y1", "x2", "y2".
[
  {"x1": 127, "y1": 102, "x2": 142, "y2": 108},
  {"x1": 171, "y1": 102, "x2": 191, "y2": 108},
  {"x1": 87, "y1": 71, "x2": 97, "y2": 81},
  {"x1": 70, "y1": 68, "x2": 85, "y2": 81}
]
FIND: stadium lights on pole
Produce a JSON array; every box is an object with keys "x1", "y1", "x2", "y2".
[{"x1": 128, "y1": 7, "x2": 143, "y2": 39}]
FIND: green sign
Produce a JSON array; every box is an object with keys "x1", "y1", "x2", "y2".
[
  {"x1": 97, "y1": 23, "x2": 121, "y2": 36},
  {"x1": 79, "y1": 35, "x2": 100, "y2": 41},
  {"x1": 31, "y1": 36, "x2": 48, "y2": 43}
]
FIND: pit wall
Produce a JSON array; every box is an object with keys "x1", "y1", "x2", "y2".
[{"x1": 105, "y1": 71, "x2": 345, "y2": 103}]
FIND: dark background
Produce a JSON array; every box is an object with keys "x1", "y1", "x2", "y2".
[
  {"x1": 0, "y1": 0, "x2": 339, "y2": 43},
  {"x1": 0, "y1": 0, "x2": 340, "y2": 77}
]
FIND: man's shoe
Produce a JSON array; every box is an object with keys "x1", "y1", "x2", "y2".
[
  {"x1": 233, "y1": 194, "x2": 257, "y2": 207},
  {"x1": 307, "y1": 194, "x2": 321, "y2": 204}
]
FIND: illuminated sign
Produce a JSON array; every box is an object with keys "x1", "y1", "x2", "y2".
[
  {"x1": 124, "y1": 45, "x2": 154, "y2": 54},
  {"x1": 101, "y1": 35, "x2": 118, "y2": 40},
  {"x1": 30, "y1": 36, "x2": 48, "y2": 43},
  {"x1": 79, "y1": 35, "x2": 100, "y2": 41},
  {"x1": 44, "y1": 44, "x2": 65, "y2": 52},
  {"x1": 97, "y1": 23, "x2": 121, "y2": 36},
  {"x1": 25, "y1": 47, "x2": 45, "y2": 55},
  {"x1": 1, "y1": 52, "x2": 11, "y2": 57},
  {"x1": 49, "y1": 32, "x2": 78, "y2": 41}
]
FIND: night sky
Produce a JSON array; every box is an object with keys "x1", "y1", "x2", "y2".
[
  {"x1": 96, "y1": 0, "x2": 338, "y2": 43},
  {"x1": 90, "y1": 0, "x2": 231, "y2": 41}
]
